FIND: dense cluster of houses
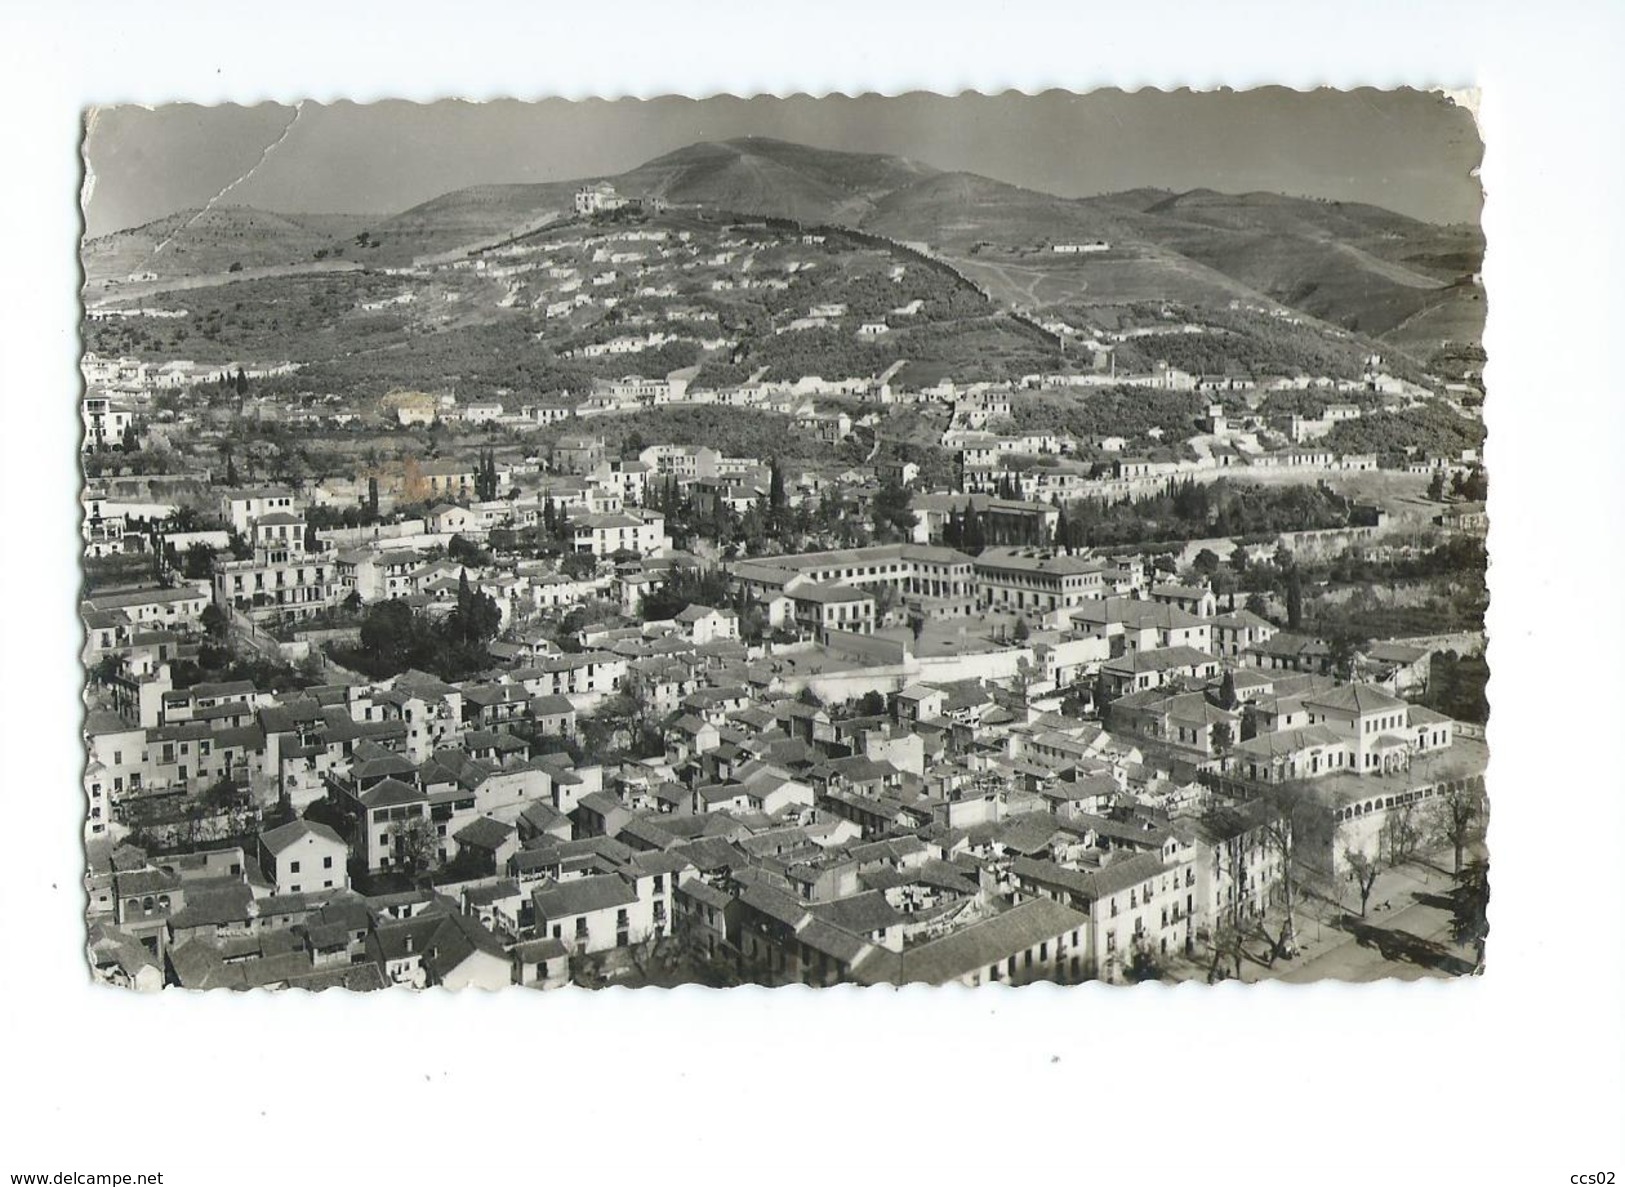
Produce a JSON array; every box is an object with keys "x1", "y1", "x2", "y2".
[
  {"x1": 84, "y1": 482, "x2": 1484, "y2": 989},
  {"x1": 79, "y1": 209, "x2": 1486, "y2": 991}
]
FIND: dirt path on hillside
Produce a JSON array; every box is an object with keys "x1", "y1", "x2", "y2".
[{"x1": 86, "y1": 260, "x2": 366, "y2": 307}]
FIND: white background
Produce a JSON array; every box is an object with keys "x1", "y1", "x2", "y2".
[{"x1": 0, "y1": 3, "x2": 1621, "y2": 1183}]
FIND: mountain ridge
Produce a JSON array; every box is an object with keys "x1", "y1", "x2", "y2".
[{"x1": 82, "y1": 135, "x2": 1483, "y2": 357}]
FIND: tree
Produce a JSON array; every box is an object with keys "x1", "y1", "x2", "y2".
[
  {"x1": 871, "y1": 478, "x2": 916, "y2": 541},
  {"x1": 1126, "y1": 943, "x2": 1168, "y2": 984},
  {"x1": 1285, "y1": 568, "x2": 1304, "y2": 630},
  {"x1": 1091, "y1": 668, "x2": 1112, "y2": 718},
  {"x1": 1427, "y1": 781, "x2": 1486, "y2": 875},
  {"x1": 181, "y1": 542, "x2": 215, "y2": 580},
  {"x1": 444, "y1": 570, "x2": 500, "y2": 647},
  {"x1": 367, "y1": 476, "x2": 380, "y2": 520},
  {"x1": 447, "y1": 533, "x2": 489, "y2": 568},
  {"x1": 638, "y1": 566, "x2": 733, "y2": 623},
  {"x1": 1327, "y1": 629, "x2": 1366, "y2": 681},
  {"x1": 559, "y1": 551, "x2": 597, "y2": 580},
  {"x1": 358, "y1": 598, "x2": 419, "y2": 673},
  {"x1": 768, "y1": 458, "x2": 786, "y2": 511},
  {"x1": 234, "y1": 366, "x2": 248, "y2": 396},
  {"x1": 1458, "y1": 466, "x2": 1488, "y2": 502},
  {"x1": 200, "y1": 602, "x2": 229, "y2": 640},
  {"x1": 224, "y1": 450, "x2": 239, "y2": 487},
  {"x1": 1246, "y1": 783, "x2": 1307, "y2": 961},
  {"x1": 1244, "y1": 591, "x2": 1270, "y2": 620},
  {"x1": 1344, "y1": 848, "x2": 1381, "y2": 917},
  {"x1": 1192, "y1": 547, "x2": 1221, "y2": 577},
  {"x1": 386, "y1": 814, "x2": 440, "y2": 880},
  {"x1": 1426, "y1": 471, "x2": 1446, "y2": 502},
  {"x1": 1381, "y1": 801, "x2": 1422, "y2": 867},
  {"x1": 1450, "y1": 858, "x2": 1490, "y2": 971},
  {"x1": 477, "y1": 449, "x2": 500, "y2": 502},
  {"x1": 1206, "y1": 914, "x2": 1253, "y2": 982},
  {"x1": 455, "y1": 567, "x2": 473, "y2": 628},
  {"x1": 962, "y1": 504, "x2": 986, "y2": 551},
  {"x1": 1218, "y1": 668, "x2": 1238, "y2": 710},
  {"x1": 1210, "y1": 720, "x2": 1234, "y2": 757}
]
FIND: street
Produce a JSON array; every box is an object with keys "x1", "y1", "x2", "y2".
[{"x1": 1169, "y1": 846, "x2": 1483, "y2": 985}]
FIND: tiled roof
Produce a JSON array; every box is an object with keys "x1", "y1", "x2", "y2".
[
  {"x1": 260, "y1": 819, "x2": 345, "y2": 855},
  {"x1": 853, "y1": 897, "x2": 1089, "y2": 985}
]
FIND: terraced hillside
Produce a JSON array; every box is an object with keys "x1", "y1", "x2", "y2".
[{"x1": 83, "y1": 136, "x2": 1483, "y2": 363}]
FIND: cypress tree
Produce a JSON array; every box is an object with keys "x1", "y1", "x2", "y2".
[
  {"x1": 963, "y1": 505, "x2": 984, "y2": 551},
  {"x1": 456, "y1": 568, "x2": 473, "y2": 641},
  {"x1": 769, "y1": 458, "x2": 786, "y2": 509}
]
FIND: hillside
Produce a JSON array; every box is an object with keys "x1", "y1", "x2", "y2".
[
  {"x1": 862, "y1": 172, "x2": 1276, "y2": 311},
  {"x1": 82, "y1": 205, "x2": 1066, "y2": 403},
  {"x1": 83, "y1": 136, "x2": 1483, "y2": 360},
  {"x1": 373, "y1": 180, "x2": 584, "y2": 263},
  {"x1": 82, "y1": 206, "x2": 375, "y2": 288},
  {"x1": 616, "y1": 137, "x2": 938, "y2": 223},
  {"x1": 1077, "y1": 190, "x2": 1484, "y2": 344},
  {"x1": 865, "y1": 171, "x2": 1131, "y2": 249}
]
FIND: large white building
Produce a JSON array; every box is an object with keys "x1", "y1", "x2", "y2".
[
  {"x1": 572, "y1": 509, "x2": 667, "y2": 558},
  {"x1": 973, "y1": 548, "x2": 1108, "y2": 614},
  {"x1": 82, "y1": 395, "x2": 135, "y2": 451},
  {"x1": 213, "y1": 510, "x2": 340, "y2": 623}
]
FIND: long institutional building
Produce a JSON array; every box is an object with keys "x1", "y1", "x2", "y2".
[{"x1": 727, "y1": 543, "x2": 1124, "y2": 617}]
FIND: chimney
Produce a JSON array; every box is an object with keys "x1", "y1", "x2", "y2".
[{"x1": 404, "y1": 934, "x2": 414, "y2": 954}]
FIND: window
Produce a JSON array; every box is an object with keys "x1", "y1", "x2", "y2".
[
  {"x1": 290, "y1": 861, "x2": 301, "y2": 874},
  {"x1": 323, "y1": 856, "x2": 333, "y2": 869}
]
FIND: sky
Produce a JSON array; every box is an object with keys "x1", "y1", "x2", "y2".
[{"x1": 82, "y1": 89, "x2": 1483, "y2": 237}]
